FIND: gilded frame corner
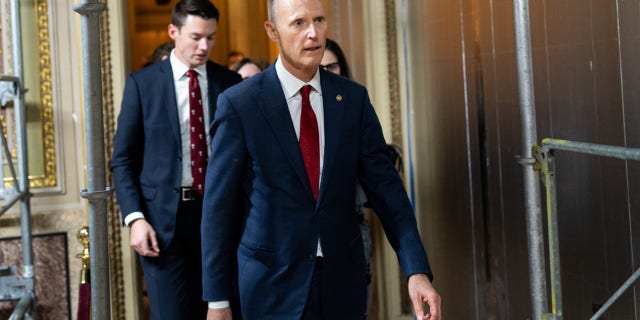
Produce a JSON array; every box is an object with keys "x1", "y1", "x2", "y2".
[{"x1": 1, "y1": 0, "x2": 57, "y2": 189}]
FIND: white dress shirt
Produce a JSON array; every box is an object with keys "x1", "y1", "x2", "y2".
[
  {"x1": 170, "y1": 51, "x2": 211, "y2": 187},
  {"x1": 274, "y1": 57, "x2": 325, "y2": 257},
  {"x1": 275, "y1": 57, "x2": 325, "y2": 179}
]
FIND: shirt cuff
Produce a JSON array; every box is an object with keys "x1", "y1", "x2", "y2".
[
  {"x1": 208, "y1": 301, "x2": 230, "y2": 309},
  {"x1": 124, "y1": 212, "x2": 145, "y2": 227}
]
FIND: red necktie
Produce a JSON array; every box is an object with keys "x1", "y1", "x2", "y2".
[
  {"x1": 299, "y1": 85, "x2": 320, "y2": 200},
  {"x1": 187, "y1": 69, "x2": 207, "y2": 195}
]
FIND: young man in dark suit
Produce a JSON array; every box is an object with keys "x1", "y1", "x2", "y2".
[
  {"x1": 201, "y1": 0, "x2": 441, "y2": 319},
  {"x1": 111, "y1": 0, "x2": 242, "y2": 319}
]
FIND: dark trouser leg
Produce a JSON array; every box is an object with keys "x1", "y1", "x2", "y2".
[
  {"x1": 301, "y1": 258, "x2": 324, "y2": 320},
  {"x1": 142, "y1": 199, "x2": 207, "y2": 320}
]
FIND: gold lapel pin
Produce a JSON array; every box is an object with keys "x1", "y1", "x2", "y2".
[{"x1": 336, "y1": 95, "x2": 343, "y2": 102}]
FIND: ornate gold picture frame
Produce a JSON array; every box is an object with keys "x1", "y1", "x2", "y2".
[{"x1": 0, "y1": 0, "x2": 57, "y2": 189}]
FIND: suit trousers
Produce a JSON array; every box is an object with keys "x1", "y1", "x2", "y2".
[
  {"x1": 301, "y1": 258, "x2": 324, "y2": 320},
  {"x1": 141, "y1": 196, "x2": 207, "y2": 320},
  {"x1": 300, "y1": 258, "x2": 368, "y2": 320}
]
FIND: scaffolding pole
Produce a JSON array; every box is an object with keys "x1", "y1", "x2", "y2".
[
  {"x1": 10, "y1": 0, "x2": 34, "y2": 282},
  {"x1": 73, "y1": 2, "x2": 112, "y2": 320},
  {"x1": 512, "y1": 0, "x2": 549, "y2": 319}
]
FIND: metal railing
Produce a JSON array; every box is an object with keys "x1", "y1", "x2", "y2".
[{"x1": 532, "y1": 138, "x2": 640, "y2": 320}]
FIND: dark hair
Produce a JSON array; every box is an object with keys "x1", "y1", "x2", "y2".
[
  {"x1": 151, "y1": 41, "x2": 175, "y2": 63},
  {"x1": 230, "y1": 58, "x2": 269, "y2": 72},
  {"x1": 325, "y1": 38, "x2": 351, "y2": 79},
  {"x1": 267, "y1": 0, "x2": 276, "y2": 22},
  {"x1": 172, "y1": 0, "x2": 220, "y2": 28},
  {"x1": 228, "y1": 51, "x2": 244, "y2": 60},
  {"x1": 230, "y1": 58, "x2": 258, "y2": 72}
]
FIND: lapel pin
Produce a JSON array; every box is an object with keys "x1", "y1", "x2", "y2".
[{"x1": 336, "y1": 95, "x2": 343, "y2": 102}]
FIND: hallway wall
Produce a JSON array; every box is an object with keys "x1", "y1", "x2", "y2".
[{"x1": 404, "y1": 0, "x2": 640, "y2": 319}]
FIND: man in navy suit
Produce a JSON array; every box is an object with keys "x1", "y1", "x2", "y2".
[
  {"x1": 111, "y1": 1, "x2": 241, "y2": 319},
  {"x1": 201, "y1": 0, "x2": 441, "y2": 319}
]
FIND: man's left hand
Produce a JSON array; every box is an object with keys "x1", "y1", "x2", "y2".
[{"x1": 408, "y1": 273, "x2": 441, "y2": 320}]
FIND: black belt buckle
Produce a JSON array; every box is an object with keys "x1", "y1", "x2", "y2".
[{"x1": 181, "y1": 187, "x2": 197, "y2": 201}]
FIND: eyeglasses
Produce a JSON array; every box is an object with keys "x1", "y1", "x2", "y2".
[{"x1": 320, "y1": 62, "x2": 340, "y2": 72}]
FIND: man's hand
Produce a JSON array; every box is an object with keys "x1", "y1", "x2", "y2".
[
  {"x1": 129, "y1": 219, "x2": 160, "y2": 257},
  {"x1": 408, "y1": 273, "x2": 441, "y2": 320},
  {"x1": 207, "y1": 307, "x2": 233, "y2": 320}
]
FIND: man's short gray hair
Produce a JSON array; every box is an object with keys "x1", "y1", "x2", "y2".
[{"x1": 267, "y1": 0, "x2": 276, "y2": 22}]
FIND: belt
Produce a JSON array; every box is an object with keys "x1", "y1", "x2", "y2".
[{"x1": 180, "y1": 187, "x2": 201, "y2": 201}]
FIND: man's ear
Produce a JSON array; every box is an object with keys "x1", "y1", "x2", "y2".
[
  {"x1": 264, "y1": 21, "x2": 278, "y2": 41},
  {"x1": 168, "y1": 24, "x2": 178, "y2": 40}
]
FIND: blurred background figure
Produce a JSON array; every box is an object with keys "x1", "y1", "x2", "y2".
[
  {"x1": 321, "y1": 38, "x2": 351, "y2": 78},
  {"x1": 227, "y1": 50, "x2": 245, "y2": 68},
  {"x1": 150, "y1": 41, "x2": 175, "y2": 63},
  {"x1": 141, "y1": 41, "x2": 175, "y2": 68},
  {"x1": 230, "y1": 58, "x2": 267, "y2": 80}
]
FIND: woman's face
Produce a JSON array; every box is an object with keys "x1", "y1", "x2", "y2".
[{"x1": 320, "y1": 49, "x2": 341, "y2": 75}]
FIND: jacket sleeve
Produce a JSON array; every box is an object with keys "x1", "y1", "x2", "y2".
[
  {"x1": 111, "y1": 74, "x2": 145, "y2": 222},
  {"x1": 356, "y1": 88, "x2": 433, "y2": 280},
  {"x1": 201, "y1": 92, "x2": 247, "y2": 301}
]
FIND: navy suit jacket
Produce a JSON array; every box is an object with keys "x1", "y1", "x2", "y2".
[
  {"x1": 111, "y1": 59, "x2": 241, "y2": 249},
  {"x1": 201, "y1": 64, "x2": 432, "y2": 319}
]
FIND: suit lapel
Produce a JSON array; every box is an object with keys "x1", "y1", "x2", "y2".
[
  {"x1": 160, "y1": 59, "x2": 182, "y2": 148},
  {"x1": 206, "y1": 61, "x2": 221, "y2": 123},
  {"x1": 258, "y1": 67, "x2": 315, "y2": 200},
  {"x1": 317, "y1": 72, "x2": 344, "y2": 202}
]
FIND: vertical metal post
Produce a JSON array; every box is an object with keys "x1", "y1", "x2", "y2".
[
  {"x1": 512, "y1": 0, "x2": 548, "y2": 319},
  {"x1": 543, "y1": 151, "x2": 563, "y2": 320},
  {"x1": 534, "y1": 146, "x2": 563, "y2": 320},
  {"x1": 10, "y1": 0, "x2": 34, "y2": 281},
  {"x1": 73, "y1": 2, "x2": 111, "y2": 320}
]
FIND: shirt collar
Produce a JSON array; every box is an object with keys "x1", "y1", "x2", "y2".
[
  {"x1": 170, "y1": 49, "x2": 207, "y2": 80},
  {"x1": 275, "y1": 56, "x2": 322, "y2": 99}
]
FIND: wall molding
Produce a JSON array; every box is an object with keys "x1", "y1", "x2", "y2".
[{"x1": 100, "y1": 1, "x2": 126, "y2": 318}]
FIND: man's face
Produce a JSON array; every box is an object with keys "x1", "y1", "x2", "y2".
[
  {"x1": 265, "y1": 0, "x2": 327, "y2": 80},
  {"x1": 169, "y1": 15, "x2": 217, "y2": 68}
]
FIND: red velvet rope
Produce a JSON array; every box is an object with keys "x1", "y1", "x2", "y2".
[{"x1": 77, "y1": 282, "x2": 91, "y2": 320}]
